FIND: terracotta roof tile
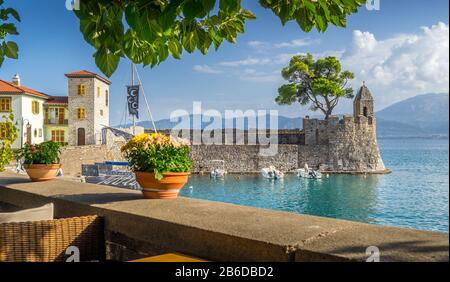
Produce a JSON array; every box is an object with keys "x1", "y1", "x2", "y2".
[
  {"x1": 45, "y1": 96, "x2": 68, "y2": 104},
  {"x1": 65, "y1": 70, "x2": 111, "y2": 85},
  {"x1": 0, "y1": 79, "x2": 50, "y2": 99}
]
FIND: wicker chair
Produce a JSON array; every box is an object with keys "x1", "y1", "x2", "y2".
[{"x1": 0, "y1": 215, "x2": 105, "y2": 262}]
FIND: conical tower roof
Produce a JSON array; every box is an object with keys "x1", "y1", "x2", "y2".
[{"x1": 355, "y1": 82, "x2": 373, "y2": 101}]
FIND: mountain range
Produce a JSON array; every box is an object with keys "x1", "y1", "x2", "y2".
[
  {"x1": 376, "y1": 93, "x2": 449, "y2": 137},
  {"x1": 121, "y1": 93, "x2": 449, "y2": 138}
]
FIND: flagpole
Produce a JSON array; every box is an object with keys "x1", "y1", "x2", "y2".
[{"x1": 131, "y1": 62, "x2": 136, "y2": 136}]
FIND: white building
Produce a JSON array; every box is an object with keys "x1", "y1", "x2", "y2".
[{"x1": 0, "y1": 71, "x2": 110, "y2": 149}]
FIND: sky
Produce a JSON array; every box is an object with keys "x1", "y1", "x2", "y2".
[{"x1": 0, "y1": 0, "x2": 448, "y2": 126}]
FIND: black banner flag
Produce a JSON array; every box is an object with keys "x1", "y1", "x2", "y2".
[{"x1": 127, "y1": 85, "x2": 140, "y2": 119}]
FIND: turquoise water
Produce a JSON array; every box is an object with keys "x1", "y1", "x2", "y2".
[{"x1": 180, "y1": 138, "x2": 449, "y2": 232}]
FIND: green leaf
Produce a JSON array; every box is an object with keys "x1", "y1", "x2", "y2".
[
  {"x1": 220, "y1": 0, "x2": 241, "y2": 14},
  {"x1": 3, "y1": 41, "x2": 18, "y2": 59},
  {"x1": 183, "y1": 0, "x2": 205, "y2": 20},
  {"x1": 168, "y1": 39, "x2": 182, "y2": 59},
  {"x1": 315, "y1": 14, "x2": 328, "y2": 32},
  {"x1": 94, "y1": 48, "x2": 120, "y2": 77},
  {"x1": 158, "y1": 44, "x2": 169, "y2": 62},
  {"x1": 0, "y1": 23, "x2": 18, "y2": 35},
  {"x1": 160, "y1": 0, "x2": 183, "y2": 30},
  {"x1": 125, "y1": 4, "x2": 141, "y2": 32},
  {"x1": 182, "y1": 30, "x2": 197, "y2": 53},
  {"x1": 241, "y1": 9, "x2": 257, "y2": 20},
  {"x1": 201, "y1": 0, "x2": 216, "y2": 13}
]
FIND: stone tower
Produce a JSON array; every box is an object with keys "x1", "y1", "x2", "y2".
[
  {"x1": 354, "y1": 83, "x2": 374, "y2": 119},
  {"x1": 301, "y1": 83, "x2": 387, "y2": 173},
  {"x1": 65, "y1": 71, "x2": 111, "y2": 146}
]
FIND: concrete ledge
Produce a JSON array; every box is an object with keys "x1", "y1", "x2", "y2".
[{"x1": 0, "y1": 172, "x2": 448, "y2": 262}]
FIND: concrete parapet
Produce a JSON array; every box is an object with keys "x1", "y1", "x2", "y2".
[{"x1": 0, "y1": 173, "x2": 448, "y2": 262}]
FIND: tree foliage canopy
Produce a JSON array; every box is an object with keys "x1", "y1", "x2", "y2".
[
  {"x1": 276, "y1": 53, "x2": 355, "y2": 119},
  {"x1": 0, "y1": 0, "x2": 20, "y2": 68},
  {"x1": 0, "y1": 0, "x2": 366, "y2": 77},
  {"x1": 74, "y1": 0, "x2": 366, "y2": 77}
]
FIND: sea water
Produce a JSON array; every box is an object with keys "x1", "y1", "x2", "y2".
[{"x1": 180, "y1": 138, "x2": 449, "y2": 232}]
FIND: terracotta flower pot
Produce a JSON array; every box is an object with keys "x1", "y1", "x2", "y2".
[
  {"x1": 135, "y1": 172, "x2": 189, "y2": 199},
  {"x1": 24, "y1": 164, "x2": 62, "y2": 182}
]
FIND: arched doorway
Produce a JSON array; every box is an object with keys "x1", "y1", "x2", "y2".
[{"x1": 77, "y1": 128, "x2": 85, "y2": 146}]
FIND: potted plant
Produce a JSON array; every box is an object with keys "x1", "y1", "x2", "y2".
[
  {"x1": 121, "y1": 133, "x2": 192, "y2": 199},
  {"x1": 17, "y1": 141, "x2": 62, "y2": 182}
]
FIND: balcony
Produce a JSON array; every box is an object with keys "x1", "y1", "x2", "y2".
[{"x1": 44, "y1": 119, "x2": 68, "y2": 125}]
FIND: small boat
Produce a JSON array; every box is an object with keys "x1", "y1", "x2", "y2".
[
  {"x1": 210, "y1": 160, "x2": 227, "y2": 179},
  {"x1": 211, "y1": 168, "x2": 226, "y2": 179},
  {"x1": 261, "y1": 166, "x2": 284, "y2": 179},
  {"x1": 297, "y1": 168, "x2": 322, "y2": 179}
]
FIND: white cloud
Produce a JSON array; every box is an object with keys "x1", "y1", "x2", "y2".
[
  {"x1": 272, "y1": 49, "x2": 345, "y2": 65},
  {"x1": 238, "y1": 69, "x2": 281, "y2": 83},
  {"x1": 275, "y1": 38, "x2": 320, "y2": 48},
  {"x1": 241, "y1": 73, "x2": 281, "y2": 83},
  {"x1": 218, "y1": 57, "x2": 271, "y2": 67},
  {"x1": 193, "y1": 65, "x2": 222, "y2": 74},
  {"x1": 340, "y1": 22, "x2": 449, "y2": 107},
  {"x1": 247, "y1": 41, "x2": 269, "y2": 48}
]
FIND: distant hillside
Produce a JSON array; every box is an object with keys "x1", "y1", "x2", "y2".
[
  {"x1": 119, "y1": 93, "x2": 449, "y2": 138},
  {"x1": 131, "y1": 114, "x2": 303, "y2": 130},
  {"x1": 376, "y1": 119, "x2": 426, "y2": 137},
  {"x1": 377, "y1": 93, "x2": 449, "y2": 137}
]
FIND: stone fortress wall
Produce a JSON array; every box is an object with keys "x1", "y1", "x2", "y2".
[
  {"x1": 171, "y1": 114, "x2": 386, "y2": 174},
  {"x1": 61, "y1": 84, "x2": 388, "y2": 175},
  {"x1": 153, "y1": 84, "x2": 387, "y2": 174},
  {"x1": 174, "y1": 84, "x2": 387, "y2": 174}
]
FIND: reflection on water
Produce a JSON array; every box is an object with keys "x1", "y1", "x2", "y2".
[
  {"x1": 182, "y1": 175, "x2": 380, "y2": 225},
  {"x1": 301, "y1": 175, "x2": 380, "y2": 224},
  {"x1": 180, "y1": 138, "x2": 449, "y2": 233}
]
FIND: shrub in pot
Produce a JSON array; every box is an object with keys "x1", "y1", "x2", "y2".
[
  {"x1": 17, "y1": 141, "x2": 62, "y2": 182},
  {"x1": 0, "y1": 114, "x2": 18, "y2": 172},
  {"x1": 121, "y1": 133, "x2": 192, "y2": 199}
]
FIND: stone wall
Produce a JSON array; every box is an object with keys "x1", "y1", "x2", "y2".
[
  {"x1": 298, "y1": 145, "x2": 330, "y2": 169},
  {"x1": 154, "y1": 129, "x2": 305, "y2": 145},
  {"x1": 67, "y1": 77, "x2": 110, "y2": 146},
  {"x1": 63, "y1": 114, "x2": 386, "y2": 176},
  {"x1": 190, "y1": 145, "x2": 299, "y2": 173},
  {"x1": 302, "y1": 115, "x2": 386, "y2": 172},
  {"x1": 68, "y1": 77, "x2": 96, "y2": 146},
  {"x1": 60, "y1": 143, "x2": 125, "y2": 176},
  {"x1": 327, "y1": 116, "x2": 385, "y2": 172}
]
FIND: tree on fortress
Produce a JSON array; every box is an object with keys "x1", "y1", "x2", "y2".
[
  {"x1": 276, "y1": 54, "x2": 355, "y2": 119},
  {"x1": 0, "y1": 0, "x2": 367, "y2": 75}
]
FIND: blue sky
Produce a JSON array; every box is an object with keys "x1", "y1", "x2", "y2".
[{"x1": 0, "y1": 0, "x2": 448, "y2": 125}]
